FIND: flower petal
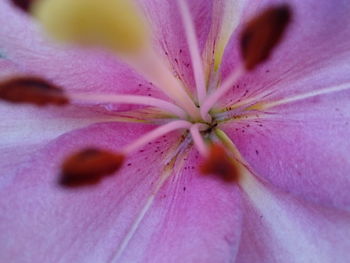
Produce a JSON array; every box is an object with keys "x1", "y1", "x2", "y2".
[
  {"x1": 137, "y1": 0, "x2": 212, "y2": 94},
  {"x1": 0, "y1": 59, "x2": 119, "y2": 185},
  {"x1": 119, "y1": 148, "x2": 242, "y2": 263},
  {"x1": 0, "y1": 122, "x2": 177, "y2": 262},
  {"x1": 222, "y1": 89, "x2": 350, "y2": 211},
  {"x1": 0, "y1": 103, "x2": 120, "y2": 190},
  {"x1": 0, "y1": 123, "x2": 242, "y2": 263},
  {"x1": 219, "y1": 0, "x2": 350, "y2": 107},
  {"x1": 236, "y1": 173, "x2": 350, "y2": 263}
]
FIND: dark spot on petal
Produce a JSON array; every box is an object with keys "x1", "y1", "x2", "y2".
[
  {"x1": 240, "y1": 5, "x2": 291, "y2": 70},
  {"x1": 60, "y1": 148, "x2": 124, "y2": 187},
  {"x1": 0, "y1": 76, "x2": 69, "y2": 106}
]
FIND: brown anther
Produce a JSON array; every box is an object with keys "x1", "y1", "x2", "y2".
[
  {"x1": 0, "y1": 76, "x2": 69, "y2": 106},
  {"x1": 60, "y1": 148, "x2": 125, "y2": 187},
  {"x1": 10, "y1": 0, "x2": 34, "y2": 12},
  {"x1": 200, "y1": 144, "x2": 239, "y2": 182},
  {"x1": 240, "y1": 5, "x2": 291, "y2": 70}
]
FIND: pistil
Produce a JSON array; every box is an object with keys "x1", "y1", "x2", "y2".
[
  {"x1": 7, "y1": 2, "x2": 294, "y2": 186},
  {"x1": 32, "y1": 0, "x2": 202, "y2": 120}
]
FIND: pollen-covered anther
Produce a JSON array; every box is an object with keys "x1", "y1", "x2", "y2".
[
  {"x1": 60, "y1": 148, "x2": 125, "y2": 187},
  {"x1": 0, "y1": 76, "x2": 69, "y2": 106},
  {"x1": 240, "y1": 5, "x2": 291, "y2": 70},
  {"x1": 199, "y1": 144, "x2": 239, "y2": 182},
  {"x1": 10, "y1": 0, "x2": 34, "y2": 12}
]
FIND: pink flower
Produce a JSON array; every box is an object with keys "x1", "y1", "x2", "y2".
[{"x1": 1, "y1": 0, "x2": 350, "y2": 262}]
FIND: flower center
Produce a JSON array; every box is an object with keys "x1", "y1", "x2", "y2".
[{"x1": 5, "y1": 0, "x2": 292, "y2": 186}]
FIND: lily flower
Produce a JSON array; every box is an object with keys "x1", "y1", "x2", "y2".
[{"x1": 1, "y1": 0, "x2": 350, "y2": 262}]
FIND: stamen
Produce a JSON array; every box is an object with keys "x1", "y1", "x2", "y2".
[
  {"x1": 0, "y1": 76, "x2": 69, "y2": 106},
  {"x1": 10, "y1": 0, "x2": 33, "y2": 12},
  {"x1": 199, "y1": 143, "x2": 239, "y2": 182},
  {"x1": 190, "y1": 124, "x2": 209, "y2": 157},
  {"x1": 33, "y1": 0, "x2": 201, "y2": 119},
  {"x1": 70, "y1": 93, "x2": 187, "y2": 118},
  {"x1": 240, "y1": 5, "x2": 291, "y2": 70},
  {"x1": 178, "y1": 0, "x2": 206, "y2": 103},
  {"x1": 123, "y1": 120, "x2": 192, "y2": 155},
  {"x1": 60, "y1": 148, "x2": 124, "y2": 187},
  {"x1": 200, "y1": 65, "x2": 245, "y2": 118},
  {"x1": 124, "y1": 50, "x2": 201, "y2": 120}
]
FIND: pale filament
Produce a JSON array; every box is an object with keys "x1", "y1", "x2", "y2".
[
  {"x1": 190, "y1": 123, "x2": 209, "y2": 157},
  {"x1": 178, "y1": 0, "x2": 207, "y2": 104},
  {"x1": 110, "y1": 167, "x2": 171, "y2": 263},
  {"x1": 126, "y1": 49, "x2": 201, "y2": 120},
  {"x1": 69, "y1": 93, "x2": 187, "y2": 118}
]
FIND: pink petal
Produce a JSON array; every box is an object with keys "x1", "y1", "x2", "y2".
[
  {"x1": 236, "y1": 175, "x2": 350, "y2": 263},
  {"x1": 218, "y1": 0, "x2": 350, "y2": 210},
  {"x1": 0, "y1": 123, "x2": 242, "y2": 262},
  {"x1": 222, "y1": 88, "x2": 350, "y2": 211},
  {"x1": 119, "y1": 148, "x2": 242, "y2": 263},
  {"x1": 138, "y1": 0, "x2": 213, "y2": 93},
  {"x1": 0, "y1": 58, "x2": 18, "y2": 78},
  {"x1": 219, "y1": 0, "x2": 350, "y2": 106},
  {"x1": 0, "y1": 103, "x2": 118, "y2": 187},
  {"x1": 0, "y1": 59, "x2": 116, "y2": 146},
  {"x1": 0, "y1": 59, "x2": 118, "y2": 187}
]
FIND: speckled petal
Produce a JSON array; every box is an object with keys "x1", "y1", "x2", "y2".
[{"x1": 0, "y1": 123, "x2": 242, "y2": 263}]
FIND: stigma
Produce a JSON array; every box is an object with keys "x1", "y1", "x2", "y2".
[{"x1": 32, "y1": 0, "x2": 149, "y2": 54}]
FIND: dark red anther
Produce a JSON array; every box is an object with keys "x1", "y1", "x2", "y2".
[
  {"x1": 200, "y1": 144, "x2": 239, "y2": 182},
  {"x1": 60, "y1": 148, "x2": 125, "y2": 187},
  {"x1": 0, "y1": 76, "x2": 69, "y2": 106},
  {"x1": 240, "y1": 5, "x2": 291, "y2": 70},
  {"x1": 10, "y1": 0, "x2": 34, "y2": 12}
]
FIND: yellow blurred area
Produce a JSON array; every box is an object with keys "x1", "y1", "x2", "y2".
[{"x1": 32, "y1": 0, "x2": 149, "y2": 53}]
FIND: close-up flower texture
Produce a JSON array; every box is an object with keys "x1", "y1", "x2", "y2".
[{"x1": 1, "y1": 0, "x2": 350, "y2": 262}]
